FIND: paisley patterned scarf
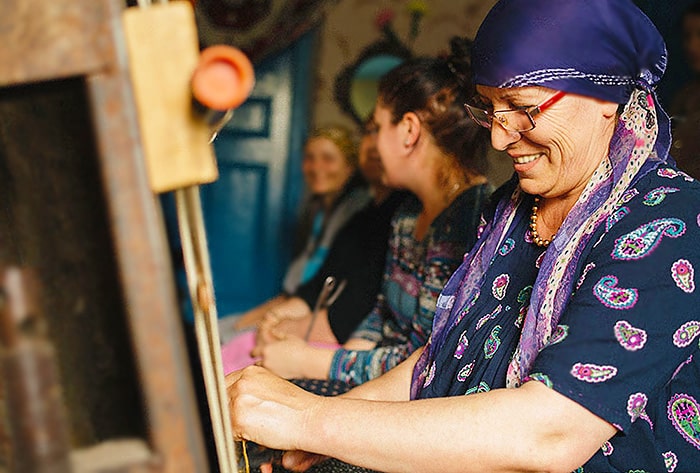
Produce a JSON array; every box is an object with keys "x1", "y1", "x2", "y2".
[{"x1": 412, "y1": 0, "x2": 673, "y2": 396}]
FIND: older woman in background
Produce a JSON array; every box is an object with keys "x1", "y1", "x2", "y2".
[
  {"x1": 227, "y1": 1, "x2": 700, "y2": 472},
  {"x1": 231, "y1": 125, "x2": 370, "y2": 332}
]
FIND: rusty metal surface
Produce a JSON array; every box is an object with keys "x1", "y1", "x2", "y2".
[
  {"x1": 0, "y1": 76, "x2": 147, "y2": 448},
  {"x1": 0, "y1": 0, "x2": 109, "y2": 87},
  {"x1": 0, "y1": 0, "x2": 210, "y2": 471},
  {"x1": 85, "y1": 1, "x2": 209, "y2": 471},
  {"x1": 0, "y1": 268, "x2": 71, "y2": 473}
]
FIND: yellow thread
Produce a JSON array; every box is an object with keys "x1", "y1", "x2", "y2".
[{"x1": 242, "y1": 440, "x2": 250, "y2": 473}]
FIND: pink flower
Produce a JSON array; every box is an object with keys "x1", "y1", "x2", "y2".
[{"x1": 375, "y1": 8, "x2": 395, "y2": 30}]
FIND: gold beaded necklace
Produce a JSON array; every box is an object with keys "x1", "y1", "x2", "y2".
[{"x1": 529, "y1": 196, "x2": 553, "y2": 248}]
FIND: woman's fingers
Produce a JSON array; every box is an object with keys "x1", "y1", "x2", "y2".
[
  {"x1": 259, "y1": 463, "x2": 273, "y2": 473},
  {"x1": 282, "y1": 450, "x2": 328, "y2": 471},
  {"x1": 227, "y1": 366, "x2": 318, "y2": 450},
  {"x1": 224, "y1": 368, "x2": 244, "y2": 390},
  {"x1": 251, "y1": 328, "x2": 287, "y2": 358}
]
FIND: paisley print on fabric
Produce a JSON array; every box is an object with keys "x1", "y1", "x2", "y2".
[
  {"x1": 667, "y1": 393, "x2": 700, "y2": 451},
  {"x1": 576, "y1": 262, "x2": 597, "y2": 290},
  {"x1": 547, "y1": 325, "x2": 569, "y2": 346},
  {"x1": 476, "y1": 304, "x2": 502, "y2": 331},
  {"x1": 614, "y1": 320, "x2": 647, "y2": 351},
  {"x1": 594, "y1": 275, "x2": 639, "y2": 309},
  {"x1": 612, "y1": 218, "x2": 686, "y2": 261},
  {"x1": 643, "y1": 186, "x2": 680, "y2": 206},
  {"x1": 453, "y1": 331, "x2": 469, "y2": 359},
  {"x1": 663, "y1": 450, "x2": 678, "y2": 472},
  {"x1": 483, "y1": 325, "x2": 502, "y2": 359},
  {"x1": 606, "y1": 206, "x2": 630, "y2": 231},
  {"x1": 499, "y1": 238, "x2": 515, "y2": 256},
  {"x1": 457, "y1": 361, "x2": 475, "y2": 382},
  {"x1": 673, "y1": 321, "x2": 700, "y2": 348},
  {"x1": 515, "y1": 286, "x2": 532, "y2": 328},
  {"x1": 627, "y1": 392, "x2": 653, "y2": 428},
  {"x1": 671, "y1": 259, "x2": 695, "y2": 293},
  {"x1": 423, "y1": 361, "x2": 436, "y2": 388},
  {"x1": 601, "y1": 441, "x2": 614, "y2": 456},
  {"x1": 618, "y1": 187, "x2": 639, "y2": 205},
  {"x1": 672, "y1": 355, "x2": 694, "y2": 380},
  {"x1": 658, "y1": 167, "x2": 682, "y2": 179},
  {"x1": 492, "y1": 274, "x2": 510, "y2": 300},
  {"x1": 571, "y1": 362, "x2": 618, "y2": 383},
  {"x1": 465, "y1": 381, "x2": 490, "y2": 395},
  {"x1": 523, "y1": 372, "x2": 553, "y2": 388},
  {"x1": 454, "y1": 289, "x2": 480, "y2": 326}
]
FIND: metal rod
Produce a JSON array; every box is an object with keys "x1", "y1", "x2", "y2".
[
  {"x1": 176, "y1": 187, "x2": 237, "y2": 473},
  {"x1": 304, "y1": 277, "x2": 346, "y2": 341}
]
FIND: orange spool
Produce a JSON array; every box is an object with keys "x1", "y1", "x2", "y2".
[{"x1": 191, "y1": 45, "x2": 255, "y2": 125}]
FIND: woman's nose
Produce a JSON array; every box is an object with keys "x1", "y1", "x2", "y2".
[{"x1": 490, "y1": 121, "x2": 521, "y2": 151}]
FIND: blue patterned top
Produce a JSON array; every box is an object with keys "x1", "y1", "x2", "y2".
[
  {"x1": 416, "y1": 168, "x2": 700, "y2": 472},
  {"x1": 328, "y1": 185, "x2": 490, "y2": 386}
]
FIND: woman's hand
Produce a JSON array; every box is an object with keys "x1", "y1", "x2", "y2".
[
  {"x1": 252, "y1": 334, "x2": 337, "y2": 379},
  {"x1": 256, "y1": 311, "x2": 285, "y2": 348},
  {"x1": 280, "y1": 450, "x2": 328, "y2": 472},
  {"x1": 226, "y1": 366, "x2": 320, "y2": 453},
  {"x1": 252, "y1": 335, "x2": 314, "y2": 378}
]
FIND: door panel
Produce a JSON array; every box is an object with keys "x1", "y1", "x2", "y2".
[{"x1": 200, "y1": 32, "x2": 314, "y2": 316}]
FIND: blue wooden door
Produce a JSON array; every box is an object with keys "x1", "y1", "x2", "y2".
[{"x1": 198, "y1": 33, "x2": 315, "y2": 317}]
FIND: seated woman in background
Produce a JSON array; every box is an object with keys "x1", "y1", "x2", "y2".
[
  {"x1": 249, "y1": 39, "x2": 492, "y2": 391},
  {"x1": 229, "y1": 125, "x2": 370, "y2": 332},
  {"x1": 228, "y1": 1, "x2": 700, "y2": 472},
  {"x1": 221, "y1": 118, "x2": 408, "y2": 373}
]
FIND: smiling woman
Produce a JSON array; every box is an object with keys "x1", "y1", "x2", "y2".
[
  {"x1": 227, "y1": 1, "x2": 700, "y2": 472},
  {"x1": 229, "y1": 125, "x2": 372, "y2": 332}
]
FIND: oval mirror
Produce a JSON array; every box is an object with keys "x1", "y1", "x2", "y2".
[{"x1": 335, "y1": 38, "x2": 412, "y2": 125}]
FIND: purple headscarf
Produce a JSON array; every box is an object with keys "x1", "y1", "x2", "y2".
[
  {"x1": 412, "y1": 0, "x2": 672, "y2": 396},
  {"x1": 472, "y1": 0, "x2": 670, "y2": 159}
]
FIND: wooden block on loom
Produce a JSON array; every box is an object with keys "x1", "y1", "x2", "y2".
[{"x1": 122, "y1": 1, "x2": 219, "y2": 193}]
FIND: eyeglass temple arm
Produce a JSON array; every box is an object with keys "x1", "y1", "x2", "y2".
[{"x1": 532, "y1": 90, "x2": 567, "y2": 115}]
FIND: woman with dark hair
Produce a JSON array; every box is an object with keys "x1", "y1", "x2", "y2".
[
  {"x1": 220, "y1": 119, "x2": 408, "y2": 374},
  {"x1": 250, "y1": 38, "x2": 491, "y2": 389},
  {"x1": 227, "y1": 1, "x2": 700, "y2": 472}
]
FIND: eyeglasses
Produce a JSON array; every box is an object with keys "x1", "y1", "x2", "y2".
[{"x1": 465, "y1": 90, "x2": 567, "y2": 133}]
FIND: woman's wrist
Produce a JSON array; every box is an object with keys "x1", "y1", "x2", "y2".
[{"x1": 301, "y1": 345, "x2": 335, "y2": 379}]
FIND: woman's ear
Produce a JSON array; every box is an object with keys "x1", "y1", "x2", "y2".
[{"x1": 402, "y1": 112, "x2": 421, "y2": 147}]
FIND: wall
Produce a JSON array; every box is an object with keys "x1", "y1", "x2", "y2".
[
  {"x1": 311, "y1": 0, "x2": 513, "y2": 187},
  {"x1": 312, "y1": 0, "x2": 497, "y2": 128}
]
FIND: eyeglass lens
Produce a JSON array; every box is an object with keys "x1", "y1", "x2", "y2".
[{"x1": 465, "y1": 105, "x2": 534, "y2": 132}]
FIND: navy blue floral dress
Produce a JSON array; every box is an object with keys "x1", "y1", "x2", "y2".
[{"x1": 417, "y1": 167, "x2": 700, "y2": 472}]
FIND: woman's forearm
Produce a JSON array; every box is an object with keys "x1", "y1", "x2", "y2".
[
  {"x1": 299, "y1": 382, "x2": 615, "y2": 473},
  {"x1": 340, "y1": 348, "x2": 421, "y2": 402}
]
